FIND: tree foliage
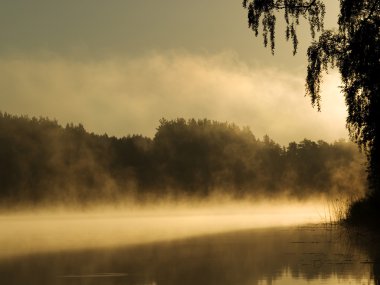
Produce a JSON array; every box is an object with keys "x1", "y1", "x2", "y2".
[
  {"x1": 0, "y1": 113, "x2": 365, "y2": 206},
  {"x1": 242, "y1": 0, "x2": 326, "y2": 54},
  {"x1": 243, "y1": 0, "x2": 380, "y2": 197}
]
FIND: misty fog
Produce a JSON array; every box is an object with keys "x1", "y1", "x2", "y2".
[
  {"x1": 0, "y1": 112, "x2": 376, "y2": 285},
  {"x1": 0, "y1": 199, "x2": 329, "y2": 260},
  {"x1": 0, "y1": 214, "x2": 376, "y2": 285}
]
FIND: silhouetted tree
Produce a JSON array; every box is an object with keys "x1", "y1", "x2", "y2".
[
  {"x1": 243, "y1": 0, "x2": 380, "y2": 210},
  {"x1": 0, "y1": 113, "x2": 366, "y2": 205}
]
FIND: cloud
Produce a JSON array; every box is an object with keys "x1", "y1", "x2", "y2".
[{"x1": 0, "y1": 51, "x2": 347, "y2": 144}]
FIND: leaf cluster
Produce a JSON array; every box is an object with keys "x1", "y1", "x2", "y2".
[{"x1": 242, "y1": 0, "x2": 325, "y2": 54}]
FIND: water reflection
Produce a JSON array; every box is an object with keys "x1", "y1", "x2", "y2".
[
  {"x1": 0, "y1": 225, "x2": 376, "y2": 285},
  {"x1": 347, "y1": 228, "x2": 380, "y2": 285}
]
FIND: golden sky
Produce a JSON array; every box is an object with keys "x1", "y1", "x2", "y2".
[{"x1": 0, "y1": 0, "x2": 345, "y2": 144}]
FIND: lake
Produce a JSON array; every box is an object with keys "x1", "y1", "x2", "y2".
[{"x1": 0, "y1": 206, "x2": 378, "y2": 285}]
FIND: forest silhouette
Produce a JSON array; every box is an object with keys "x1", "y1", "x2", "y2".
[{"x1": 0, "y1": 112, "x2": 365, "y2": 206}]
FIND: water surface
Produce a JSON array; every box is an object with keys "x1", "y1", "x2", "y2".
[{"x1": 0, "y1": 219, "x2": 377, "y2": 285}]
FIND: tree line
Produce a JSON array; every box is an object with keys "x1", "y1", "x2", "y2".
[{"x1": 0, "y1": 112, "x2": 366, "y2": 205}]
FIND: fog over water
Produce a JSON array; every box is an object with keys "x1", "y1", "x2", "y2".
[
  {"x1": 0, "y1": 199, "x2": 327, "y2": 259},
  {"x1": 0, "y1": 209, "x2": 376, "y2": 285}
]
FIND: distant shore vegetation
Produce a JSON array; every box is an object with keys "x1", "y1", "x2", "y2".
[{"x1": 0, "y1": 112, "x2": 366, "y2": 206}]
